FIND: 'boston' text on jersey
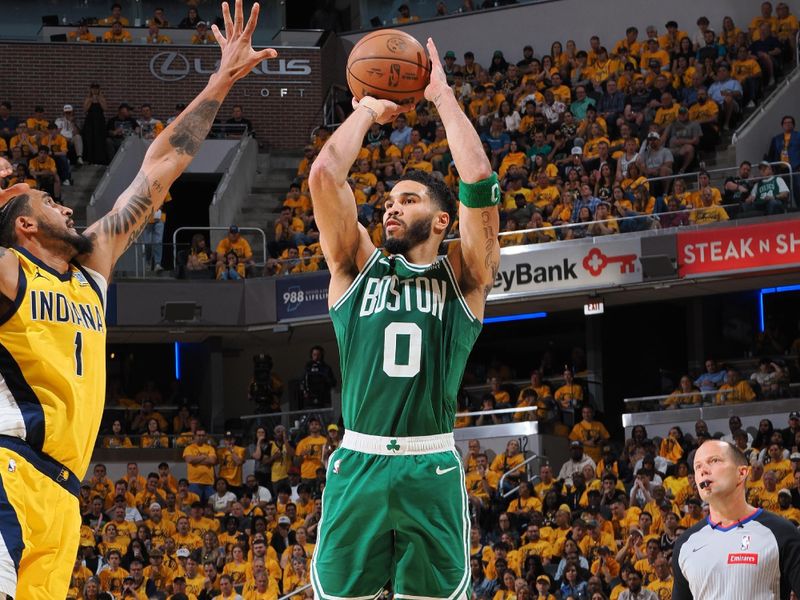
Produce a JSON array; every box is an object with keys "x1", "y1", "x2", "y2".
[{"x1": 359, "y1": 275, "x2": 447, "y2": 321}]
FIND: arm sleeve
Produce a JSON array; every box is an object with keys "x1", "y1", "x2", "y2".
[{"x1": 671, "y1": 535, "x2": 694, "y2": 600}]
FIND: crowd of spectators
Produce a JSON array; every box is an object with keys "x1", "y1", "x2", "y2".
[
  {"x1": 275, "y1": 5, "x2": 799, "y2": 273},
  {"x1": 65, "y1": 4, "x2": 225, "y2": 46},
  {"x1": 83, "y1": 370, "x2": 800, "y2": 600}
]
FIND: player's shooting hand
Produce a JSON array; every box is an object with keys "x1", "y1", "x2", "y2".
[
  {"x1": 351, "y1": 96, "x2": 406, "y2": 125},
  {"x1": 213, "y1": 0, "x2": 278, "y2": 83},
  {"x1": 424, "y1": 38, "x2": 450, "y2": 104}
]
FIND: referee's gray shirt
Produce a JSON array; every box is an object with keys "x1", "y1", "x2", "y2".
[{"x1": 672, "y1": 508, "x2": 800, "y2": 599}]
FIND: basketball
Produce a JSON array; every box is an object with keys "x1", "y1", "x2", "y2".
[{"x1": 346, "y1": 29, "x2": 431, "y2": 106}]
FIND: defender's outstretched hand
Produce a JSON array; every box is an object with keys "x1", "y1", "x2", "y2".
[
  {"x1": 212, "y1": 0, "x2": 278, "y2": 82},
  {"x1": 424, "y1": 38, "x2": 451, "y2": 103}
]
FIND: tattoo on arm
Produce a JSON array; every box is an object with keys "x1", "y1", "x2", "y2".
[
  {"x1": 480, "y1": 209, "x2": 499, "y2": 300},
  {"x1": 168, "y1": 99, "x2": 221, "y2": 157},
  {"x1": 98, "y1": 172, "x2": 156, "y2": 252}
]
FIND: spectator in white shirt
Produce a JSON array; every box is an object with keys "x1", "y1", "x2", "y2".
[{"x1": 557, "y1": 440, "x2": 597, "y2": 486}]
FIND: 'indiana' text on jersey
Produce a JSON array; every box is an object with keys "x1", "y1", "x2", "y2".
[
  {"x1": 331, "y1": 250, "x2": 482, "y2": 437},
  {"x1": 0, "y1": 248, "x2": 107, "y2": 479}
]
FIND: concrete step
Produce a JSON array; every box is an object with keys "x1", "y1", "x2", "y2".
[{"x1": 62, "y1": 164, "x2": 106, "y2": 226}]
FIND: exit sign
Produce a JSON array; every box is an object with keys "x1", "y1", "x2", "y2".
[{"x1": 584, "y1": 300, "x2": 604, "y2": 315}]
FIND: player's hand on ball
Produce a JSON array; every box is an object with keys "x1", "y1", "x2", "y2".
[
  {"x1": 424, "y1": 37, "x2": 451, "y2": 103},
  {"x1": 352, "y1": 96, "x2": 406, "y2": 125}
]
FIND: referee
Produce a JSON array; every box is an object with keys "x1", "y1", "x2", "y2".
[{"x1": 672, "y1": 439, "x2": 800, "y2": 599}]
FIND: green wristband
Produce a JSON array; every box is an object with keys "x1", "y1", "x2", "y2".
[{"x1": 458, "y1": 173, "x2": 501, "y2": 208}]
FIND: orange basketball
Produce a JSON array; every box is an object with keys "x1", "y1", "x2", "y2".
[{"x1": 346, "y1": 30, "x2": 431, "y2": 106}]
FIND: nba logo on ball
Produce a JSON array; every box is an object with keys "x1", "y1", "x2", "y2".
[{"x1": 741, "y1": 534, "x2": 751, "y2": 551}]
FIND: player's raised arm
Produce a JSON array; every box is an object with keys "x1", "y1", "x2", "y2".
[
  {"x1": 80, "y1": 0, "x2": 276, "y2": 280},
  {"x1": 425, "y1": 38, "x2": 499, "y2": 321},
  {"x1": 309, "y1": 97, "x2": 404, "y2": 306}
]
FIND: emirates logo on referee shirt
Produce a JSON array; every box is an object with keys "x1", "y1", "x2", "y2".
[{"x1": 727, "y1": 553, "x2": 758, "y2": 564}]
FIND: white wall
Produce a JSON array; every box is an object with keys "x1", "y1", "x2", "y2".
[
  {"x1": 734, "y1": 70, "x2": 800, "y2": 166},
  {"x1": 344, "y1": 0, "x2": 759, "y2": 66}
]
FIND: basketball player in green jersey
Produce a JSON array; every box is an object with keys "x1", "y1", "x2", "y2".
[{"x1": 308, "y1": 38, "x2": 501, "y2": 600}]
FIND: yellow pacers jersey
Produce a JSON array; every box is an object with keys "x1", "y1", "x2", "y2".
[{"x1": 0, "y1": 247, "x2": 107, "y2": 478}]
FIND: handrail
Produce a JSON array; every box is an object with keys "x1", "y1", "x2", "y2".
[
  {"x1": 172, "y1": 226, "x2": 267, "y2": 268},
  {"x1": 643, "y1": 162, "x2": 794, "y2": 199},
  {"x1": 500, "y1": 453, "x2": 539, "y2": 498},
  {"x1": 733, "y1": 44, "x2": 800, "y2": 144},
  {"x1": 624, "y1": 382, "x2": 800, "y2": 405},
  {"x1": 89, "y1": 133, "x2": 139, "y2": 207},
  {"x1": 456, "y1": 406, "x2": 538, "y2": 418},
  {"x1": 623, "y1": 389, "x2": 732, "y2": 404},
  {"x1": 211, "y1": 135, "x2": 253, "y2": 207},
  {"x1": 279, "y1": 583, "x2": 312, "y2": 600},
  {"x1": 240, "y1": 407, "x2": 335, "y2": 421}
]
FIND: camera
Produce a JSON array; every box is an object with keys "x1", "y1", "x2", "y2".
[{"x1": 249, "y1": 354, "x2": 275, "y2": 407}]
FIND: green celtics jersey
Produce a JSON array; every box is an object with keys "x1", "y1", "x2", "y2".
[{"x1": 330, "y1": 249, "x2": 483, "y2": 437}]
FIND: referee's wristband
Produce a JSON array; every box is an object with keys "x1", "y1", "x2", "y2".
[{"x1": 458, "y1": 173, "x2": 501, "y2": 209}]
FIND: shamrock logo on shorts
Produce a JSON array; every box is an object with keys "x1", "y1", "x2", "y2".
[{"x1": 387, "y1": 439, "x2": 400, "y2": 452}]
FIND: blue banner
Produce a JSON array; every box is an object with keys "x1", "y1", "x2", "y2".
[{"x1": 275, "y1": 272, "x2": 331, "y2": 321}]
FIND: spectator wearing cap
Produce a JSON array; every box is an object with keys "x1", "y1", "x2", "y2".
[
  {"x1": 636, "y1": 131, "x2": 673, "y2": 190},
  {"x1": 191, "y1": 21, "x2": 216, "y2": 45},
  {"x1": 217, "y1": 431, "x2": 246, "y2": 493},
  {"x1": 322, "y1": 423, "x2": 340, "y2": 468},
  {"x1": 558, "y1": 440, "x2": 597, "y2": 486},
  {"x1": 743, "y1": 160, "x2": 790, "y2": 215},
  {"x1": 55, "y1": 104, "x2": 84, "y2": 165},
  {"x1": 215, "y1": 225, "x2": 254, "y2": 277},
  {"x1": 294, "y1": 416, "x2": 327, "y2": 486},
  {"x1": 781, "y1": 411, "x2": 800, "y2": 449},
  {"x1": 183, "y1": 428, "x2": 218, "y2": 503},
  {"x1": 393, "y1": 3, "x2": 419, "y2": 24},
  {"x1": 442, "y1": 50, "x2": 460, "y2": 83},
  {"x1": 569, "y1": 406, "x2": 610, "y2": 463},
  {"x1": 103, "y1": 20, "x2": 133, "y2": 43},
  {"x1": 776, "y1": 487, "x2": 800, "y2": 521}
]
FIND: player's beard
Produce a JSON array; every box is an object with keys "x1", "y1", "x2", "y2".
[
  {"x1": 384, "y1": 215, "x2": 432, "y2": 257},
  {"x1": 39, "y1": 219, "x2": 94, "y2": 257}
]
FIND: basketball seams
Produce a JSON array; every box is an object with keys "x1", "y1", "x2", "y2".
[
  {"x1": 347, "y1": 28, "x2": 430, "y2": 105},
  {"x1": 348, "y1": 56, "x2": 431, "y2": 71}
]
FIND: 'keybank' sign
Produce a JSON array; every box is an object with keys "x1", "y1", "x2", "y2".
[{"x1": 490, "y1": 238, "x2": 643, "y2": 299}]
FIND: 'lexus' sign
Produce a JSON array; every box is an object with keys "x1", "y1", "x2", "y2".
[{"x1": 149, "y1": 51, "x2": 312, "y2": 81}]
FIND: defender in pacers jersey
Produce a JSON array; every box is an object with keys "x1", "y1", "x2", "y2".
[
  {"x1": 309, "y1": 38, "x2": 501, "y2": 599},
  {"x1": 0, "y1": 3, "x2": 276, "y2": 598}
]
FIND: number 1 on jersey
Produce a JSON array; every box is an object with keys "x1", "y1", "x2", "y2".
[
  {"x1": 74, "y1": 331, "x2": 83, "y2": 376},
  {"x1": 383, "y1": 322, "x2": 422, "y2": 378}
]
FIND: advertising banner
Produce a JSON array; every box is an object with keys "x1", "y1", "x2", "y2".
[
  {"x1": 489, "y1": 238, "x2": 643, "y2": 299},
  {"x1": 677, "y1": 220, "x2": 800, "y2": 277},
  {"x1": 275, "y1": 272, "x2": 330, "y2": 321}
]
